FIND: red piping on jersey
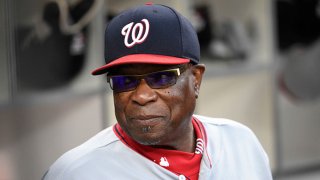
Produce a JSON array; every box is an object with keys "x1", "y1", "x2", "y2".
[{"x1": 192, "y1": 116, "x2": 212, "y2": 168}]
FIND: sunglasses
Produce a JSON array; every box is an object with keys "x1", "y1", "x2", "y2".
[{"x1": 107, "y1": 66, "x2": 188, "y2": 93}]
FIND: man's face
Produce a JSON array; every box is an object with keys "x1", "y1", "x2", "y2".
[{"x1": 111, "y1": 63, "x2": 205, "y2": 147}]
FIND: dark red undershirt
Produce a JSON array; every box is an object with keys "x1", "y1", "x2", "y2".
[{"x1": 113, "y1": 117, "x2": 206, "y2": 180}]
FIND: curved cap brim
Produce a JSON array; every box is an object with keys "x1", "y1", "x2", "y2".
[{"x1": 91, "y1": 54, "x2": 190, "y2": 75}]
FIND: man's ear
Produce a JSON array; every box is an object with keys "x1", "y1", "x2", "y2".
[
  {"x1": 191, "y1": 64, "x2": 205, "y2": 98},
  {"x1": 192, "y1": 64, "x2": 205, "y2": 86}
]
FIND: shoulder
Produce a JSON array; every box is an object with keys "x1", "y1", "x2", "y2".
[
  {"x1": 195, "y1": 115, "x2": 272, "y2": 179},
  {"x1": 194, "y1": 114, "x2": 252, "y2": 133},
  {"x1": 43, "y1": 126, "x2": 119, "y2": 180},
  {"x1": 195, "y1": 114, "x2": 269, "y2": 162},
  {"x1": 194, "y1": 114, "x2": 266, "y2": 154}
]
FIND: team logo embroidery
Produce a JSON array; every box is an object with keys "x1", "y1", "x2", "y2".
[
  {"x1": 159, "y1": 157, "x2": 169, "y2": 167},
  {"x1": 195, "y1": 138, "x2": 204, "y2": 154},
  {"x1": 121, "y1": 19, "x2": 150, "y2": 48}
]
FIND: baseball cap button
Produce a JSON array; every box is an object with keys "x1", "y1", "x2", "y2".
[{"x1": 178, "y1": 175, "x2": 186, "y2": 180}]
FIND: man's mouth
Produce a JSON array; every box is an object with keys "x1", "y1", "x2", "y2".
[{"x1": 129, "y1": 115, "x2": 163, "y2": 127}]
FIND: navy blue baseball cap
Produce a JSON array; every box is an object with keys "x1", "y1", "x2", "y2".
[{"x1": 92, "y1": 3, "x2": 200, "y2": 75}]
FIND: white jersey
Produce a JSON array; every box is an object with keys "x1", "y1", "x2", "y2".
[{"x1": 43, "y1": 115, "x2": 273, "y2": 180}]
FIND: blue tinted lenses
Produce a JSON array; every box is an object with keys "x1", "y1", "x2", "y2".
[{"x1": 107, "y1": 68, "x2": 183, "y2": 93}]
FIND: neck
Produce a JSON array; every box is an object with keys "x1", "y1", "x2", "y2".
[{"x1": 152, "y1": 120, "x2": 196, "y2": 153}]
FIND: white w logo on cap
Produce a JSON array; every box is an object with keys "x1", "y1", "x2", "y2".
[{"x1": 121, "y1": 19, "x2": 150, "y2": 48}]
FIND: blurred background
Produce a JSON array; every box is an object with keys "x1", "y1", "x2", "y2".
[{"x1": 1, "y1": 0, "x2": 320, "y2": 179}]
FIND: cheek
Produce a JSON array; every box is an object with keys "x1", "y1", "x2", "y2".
[
  {"x1": 165, "y1": 75, "x2": 193, "y2": 96},
  {"x1": 162, "y1": 77, "x2": 196, "y2": 117},
  {"x1": 113, "y1": 94, "x2": 129, "y2": 124}
]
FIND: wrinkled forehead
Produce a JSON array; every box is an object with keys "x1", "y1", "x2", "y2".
[{"x1": 107, "y1": 63, "x2": 187, "y2": 76}]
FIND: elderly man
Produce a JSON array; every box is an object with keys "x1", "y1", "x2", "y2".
[{"x1": 43, "y1": 3, "x2": 272, "y2": 180}]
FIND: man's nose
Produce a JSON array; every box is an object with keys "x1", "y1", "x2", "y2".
[{"x1": 131, "y1": 79, "x2": 157, "y2": 106}]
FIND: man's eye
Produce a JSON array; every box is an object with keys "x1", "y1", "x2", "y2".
[
  {"x1": 124, "y1": 76, "x2": 140, "y2": 86},
  {"x1": 124, "y1": 77, "x2": 134, "y2": 84},
  {"x1": 152, "y1": 74, "x2": 169, "y2": 82},
  {"x1": 160, "y1": 74, "x2": 169, "y2": 79}
]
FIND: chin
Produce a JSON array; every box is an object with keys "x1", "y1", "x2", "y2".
[
  {"x1": 134, "y1": 132, "x2": 165, "y2": 146},
  {"x1": 134, "y1": 135, "x2": 162, "y2": 146},
  {"x1": 126, "y1": 125, "x2": 166, "y2": 146}
]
